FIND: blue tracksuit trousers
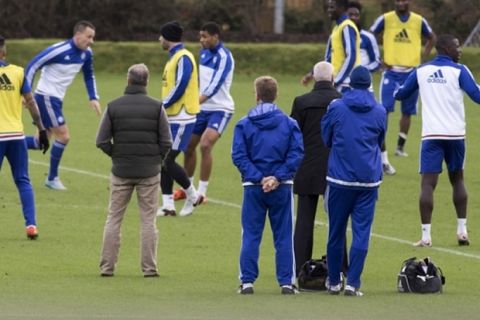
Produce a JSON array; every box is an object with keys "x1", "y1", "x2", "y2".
[
  {"x1": 0, "y1": 139, "x2": 36, "y2": 226},
  {"x1": 239, "y1": 184, "x2": 295, "y2": 286},
  {"x1": 326, "y1": 184, "x2": 377, "y2": 289}
]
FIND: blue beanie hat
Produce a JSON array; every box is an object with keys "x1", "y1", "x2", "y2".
[
  {"x1": 350, "y1": 66, "x2": 371, "y2": 89},
  {"x1": 160, "y1": 21, "x2": 183, "y2": 42}
]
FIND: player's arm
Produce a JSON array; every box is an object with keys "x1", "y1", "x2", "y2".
[
  {"x1": 321, "y1": 102, "x2": 336, "y2": 148},
  {"x1": 95, "y1": 106, "x2": 113, "y2": 156},
  {"x1": 201, "y1": 49, "x2": 233, "y2": 103},
  {"x1": 82, "y1": 51, "x2": 102, "y2": 116},
  {"x1": 364, "y1": 32, "x2": 381, "y2": 72},
  {"x1": 21, "y1": 78, "x2": 49, "y2": 153},
  {"x1": 163, "y1": 55, "x2": 193, "y2": 108},
  {"x1": 421, "y1": 18, "x2": 436, "y2": 62},
  {"x1": 459, "y1": 65, "x2": 480, "y2": 104},
  {"x1": 231, "y1": 122, "x2": 264, "y2": 183},
  {"x1": 334, "y1": 25, "x2": 358, "y2": 87},
  {"x1": 273, "y1": 119, "x2": 304, "y2": 182},
  {"x1": 394, "y1": 70, "x2": 419, "y2": 100},
  {"x1": 25, "y1": 45, "x2": 58, "y2": 88},
  {"x1": 369, "y1": 15, "x2": 389, "y2": 69},
  {"x1": 301, "y1": 37, "x2": 331, "y2": 86}
]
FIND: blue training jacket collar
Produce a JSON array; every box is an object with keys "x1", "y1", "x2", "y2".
[{"x1": 169, "y1": 43, "x2": 185, "y2": 57}]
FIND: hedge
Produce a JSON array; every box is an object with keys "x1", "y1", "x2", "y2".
[{"x1": 6, "y1": 39, "x2": 480, "y2": 75}]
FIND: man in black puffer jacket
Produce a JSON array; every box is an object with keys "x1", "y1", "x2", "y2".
[{"x1": 96, "y1": 63, "x2": 172, "y2": 277}]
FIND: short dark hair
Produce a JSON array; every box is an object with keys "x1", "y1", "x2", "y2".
[
  {"x1": 255, "y1": 76, "x2": 278, "y2": 103},
  {"x1": 0, "y1": 35, "x2": 5, "y2": 48},
  {"x1": 435, "y1": 34, "x2": 457, "y2": 54},
  {"x1": 347, "y1": 1, "x2": 362, "y2": 12},
  {"x1": 73, "y1": 20, "x2": 95, "y2": 34},
  {"x1": 201, "y1": 22, "x2": 221, "y2": 36}
]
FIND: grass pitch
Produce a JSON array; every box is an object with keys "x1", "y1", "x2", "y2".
[{"x1": 1, "y1": 73, "x2": 480, "y2": 319}]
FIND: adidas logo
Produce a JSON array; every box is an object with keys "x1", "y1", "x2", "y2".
[
  {"x1": 394, "y1": 28, "x2": 411, "y2": 43},
  {"x1": 427, "y1": 69, "x2": 447, "y2": 84},
  {"x1": 0, "y1": 73, "x2": 15, "y2": 90}
]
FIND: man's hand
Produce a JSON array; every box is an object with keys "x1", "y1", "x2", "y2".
[
  {"x1": 89, "y1": 100, "x2": 102, "y2": 116},
  {"x1": 261, "y1": 176, "x2": 279, "y2": 193},
  {"x1": 38, "y1": 130, "x2": 50, "y2": 154},
  {"x1": 301, "y1": 73, "x2": 314, "y2": 86}
]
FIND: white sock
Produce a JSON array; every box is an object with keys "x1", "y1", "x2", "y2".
[
  {"x1": 185, "y1": 184, "x2": 197, "y2": 199},
  {"x1": 188, "y1": 176, "x2": 194, "y2": 185},
  {"x1": 198, "y1": 180, "x2": 209, "y2": 196},
  {"x1": 421, "y1": 224, "x2": 431, "y2": 241},
  {"x1": 457, "y1": 218, "x2": 467, "y2": 235},
  {"x1": 381, "y1": 151, "x2": 390, "y2": 164},
  {"x1": 162, "y1": 194, "x2": 174, "y2": 209}
]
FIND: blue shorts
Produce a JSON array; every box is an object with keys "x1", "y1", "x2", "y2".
[
  {"x1": 420, "y1": 139, "x2": 465, "y2": 174},
  {"x1": 193, "y1": 110, "x2": 233, "y2": 136},
  {"x1": 170, "y1": 122, "x2": 195, "y2": 152},
  {"x1": 380, "y1": 70, "x2": 418, "y2": 115},
  {"x1": 35, "y1": 94, "x2": 65, "y2": 128}
]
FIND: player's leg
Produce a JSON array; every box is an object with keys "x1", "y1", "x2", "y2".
[
  {"x1": 184, "y1": 134, "x2": 201, "y2": 178},
  {"x1": 293, "y1": 194, "x2": 318, "y2": 275},
  {"x1": 45, "y1": 124, "x2": 70, "y2": 189},
  {"x1": 198, "y1": 128, "x2": 220, "y2": 196},
  {"x1": 197, "y1": 111, "x2": 232, "y2": 197},
  {"x1": 347, "y1": 188, "x2": 377, "y2": 294},
  {"x1": 268, "y1": 185, "x2": 296, "y2": 289},
  {"x1": 31, "y1": 95, "x2": 70, "y2": 189},
  {"x1": 136, "y1": 174, "x2": 161, "y2": 276},
  {"x1": 326, "y1": 185, "x2": 354, "y2": 292},
  {"x1": 445, "y1": 140, "x2": 469, "y2": 245},
  {"x1": 160, "y1": 122, "x2": 200, "y2": 216},
  {"x1": 5, "y1": 139, "x2": 38, "y2": 239},
  {"x1": 239, "y1": 186, "x2": 268, "y2": 287},
  {"x1": 379, "y1": 71, "x2": 396, "y2": 175},
  {"x1": 416, "y1": 140, "x2": 443, "y2": 247},
  {"x1": 174, "y1": 113, "x2": 206, "y2": 201},
  {"x1": 397, "y1": 73, "x2": 418, "y2": 157},
  {"x1": 100, "y1": 175, "x2": 134, "y2": 276}
]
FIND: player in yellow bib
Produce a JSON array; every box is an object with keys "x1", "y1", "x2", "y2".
[
  {"x1": 157, "y1": 21, "x2": 203, "y2": 217},
  {"x1": 302, "y1": 0, "x2": 360, "y2": 93},
  {"x1": 0, "y1": 35, "x2": 49, "y2": 239},
  {"x1": 370, "y1": 0, "x2": 436, "y2": 175}
]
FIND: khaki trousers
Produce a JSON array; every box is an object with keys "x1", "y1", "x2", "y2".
[{"x1": 100, "y1": 173, "x2": 160, "y2": 276}]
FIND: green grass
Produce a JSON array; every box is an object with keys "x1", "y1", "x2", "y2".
[{"x1": 1, "y1": 73, "x2": 480, "y2": 319}]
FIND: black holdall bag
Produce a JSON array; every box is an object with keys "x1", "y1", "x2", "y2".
[
  {"x1": 298, "y1": 256, "x2": 328, "y2": 291},
  {"x1": 397, "y1": 257, "x2": 445, "y2": 294}
]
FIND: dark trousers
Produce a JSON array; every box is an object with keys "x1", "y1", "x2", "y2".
[
  {"x1": 294, "y1": 194, "x2": 320, "y2": 275},
  {"x1": 294, "y1": 194, "x2": 348, "y2": 276}
]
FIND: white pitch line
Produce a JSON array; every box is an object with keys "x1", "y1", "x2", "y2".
[{"x1": 29, "y1": 160, "x2": 480, "y2": 261}]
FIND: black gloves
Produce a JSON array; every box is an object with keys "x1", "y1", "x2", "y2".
[{"x1": 38, "y1": 130, "x2": 50, "y2": 154}]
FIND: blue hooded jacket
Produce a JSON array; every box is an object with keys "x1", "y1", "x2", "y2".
[
  {"x1": 232, "y1": 103, "x2": 304, "y2": 184},
  {"x1": 321, "y1": 89, "x2": 386, "y2": 188}
]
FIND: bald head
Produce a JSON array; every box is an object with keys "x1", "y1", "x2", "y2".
[
  {"x1": 127, "y1": 63, "x2": 149, "y2": 86},
  {"x1": 313, "y1": 61, "x2": 334, "y2": 82}
]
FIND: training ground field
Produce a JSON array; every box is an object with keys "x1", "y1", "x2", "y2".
[{"x1": 2, "y1": 73, "x2": 480, "y2": 320}]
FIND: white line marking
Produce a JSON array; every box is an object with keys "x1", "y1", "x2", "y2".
[{"x1": 29, "y1": 159, "x2": 480, "y2": 260}]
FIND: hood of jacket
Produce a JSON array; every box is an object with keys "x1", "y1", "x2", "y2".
[
  {"x1": 342, "y1": 89, "x2": 377, "y2": 113},
  {"x1": 247, "y1": 103, "x2": 284, "y2": 130}
]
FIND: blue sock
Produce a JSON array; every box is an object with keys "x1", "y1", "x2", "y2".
[
  {"x1": 48, "y1": 140, "x2": 66, "y2": 181},
  {"x1": 25, "y1": 136, "x2": 40, "y2": 150}
]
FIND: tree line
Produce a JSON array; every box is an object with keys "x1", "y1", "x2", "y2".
[{"x1": 0, "y1": 0, "x2": 477, "y2": 42}]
